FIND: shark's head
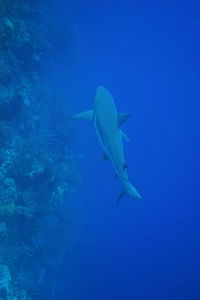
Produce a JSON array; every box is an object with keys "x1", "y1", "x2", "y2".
[{"x1": 94, "y1": 86, "x2": 116, "y2": 112}]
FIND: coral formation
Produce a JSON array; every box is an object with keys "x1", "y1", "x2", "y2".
[
  {"x1": 0, "y1": 0, "x2": 10, "y2": 16},
  {"x1": 0, "y1": 264, "x2": 11, "y2": 297},
  {"x1": 0, "y1": 17, "x2": 14, "y2": 48},
  {"x1": 0, "y1": 1, "x2": 78, "y2": 299}
]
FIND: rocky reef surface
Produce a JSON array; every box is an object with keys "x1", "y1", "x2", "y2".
[{"x1": 0, "y1": 1, "x2": 78, "y2": 299}]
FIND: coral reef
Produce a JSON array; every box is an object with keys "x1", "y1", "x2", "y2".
[
  {"x1": 0, "y1": 1, "x2": 78, "y2": 299},
  {"x1": 0, "y1": 1, "x2": 11, "y2": 16},
  {"x1": 0, "y1": 264, "x2": 32, "y2": 299},
  {"x1": 0, "y1": 264, "x2": 11, "y2": 298}
]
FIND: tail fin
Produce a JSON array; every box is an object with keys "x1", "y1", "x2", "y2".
[
  {"x1": 116, "y1": 189, "x2": 125, "y2": 207},
  {"x1": 116, "y1": 181, "x2": 141, "y2": 206}
]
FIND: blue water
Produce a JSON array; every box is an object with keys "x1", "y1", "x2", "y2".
[{"x1": 50, "y1": 1, "x2": 200, "y2": 299}]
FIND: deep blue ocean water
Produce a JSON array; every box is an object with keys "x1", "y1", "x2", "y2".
[{"x1": 48, "y1": 1, "x2": 200, "y2": 299}]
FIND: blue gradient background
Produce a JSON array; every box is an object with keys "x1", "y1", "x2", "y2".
[{"x1": 50, "y1": 1, "x2": 200, "y2": 299}]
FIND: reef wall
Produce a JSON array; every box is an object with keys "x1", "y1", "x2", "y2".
[{"x1": 0, "y1": 1, "x2": 78, "y2": 299}]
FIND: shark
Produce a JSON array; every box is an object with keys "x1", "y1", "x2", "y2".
[{"x1": 73, "y1": 86, "x2": 141, "y2": 204}]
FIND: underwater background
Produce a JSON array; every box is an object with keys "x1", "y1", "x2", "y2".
[{"x1": 0, "y1": 0, "x2": 199, "y2": 299}]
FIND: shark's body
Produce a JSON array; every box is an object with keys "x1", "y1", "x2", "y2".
[{"x1": 73, "y1": 86, "x2": 141, "y2": 203}]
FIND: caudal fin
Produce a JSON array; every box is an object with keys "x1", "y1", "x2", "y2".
[
  {"x1": 116, "y1": 189, "x2": 125, "y2": 207},
  {"x1": 116, "y1": 181, "x2": 141, "y2": 206}
]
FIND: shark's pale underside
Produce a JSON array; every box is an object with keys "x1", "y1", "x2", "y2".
[{"x1": 73, "y1": 86, "x2": 141, "y2": 204}]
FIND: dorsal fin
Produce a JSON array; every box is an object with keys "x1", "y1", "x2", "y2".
[{"x1": 118, "y1": 113, "x2": 131, "y2": 127}]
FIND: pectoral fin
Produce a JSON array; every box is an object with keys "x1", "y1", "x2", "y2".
[
  {"x1": 118, "y1": 113, "x2": 131, "y2": 127},
  {"x1": 72, "y1": 110, "x2": 94, "y2": 121}
]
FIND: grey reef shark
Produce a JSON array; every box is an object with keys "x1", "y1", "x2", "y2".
[{"x1": 73, "y1": 86, "x2": 141, "y2": 205}]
